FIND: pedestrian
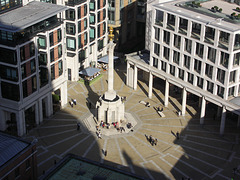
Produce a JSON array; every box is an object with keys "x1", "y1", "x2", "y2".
[
  {"x1": 176, "y1": 131, "x2": 180, "y2": 139},
  {"x1": 73, "y1": 99, "x2": 77, "y2": 105},
  {"x1": 77, "y1": 122, "x2": 80, "y2": 130},
  {"x1": 70, "y1": 101, "x2": 73, "y2": 107},
  {"x1": 104, "y1": 150, "x2": 107, "y2": 156},
  {"x1": 149, "y1": 135, "x2": 153, "y2": 143},
  {"x1": 154, "y1": 138, "x2": 158, "y2": 145}
]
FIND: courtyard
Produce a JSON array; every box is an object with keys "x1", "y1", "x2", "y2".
[{"x1": 24, "y1": 62, "x2": 240, "y2": 180}]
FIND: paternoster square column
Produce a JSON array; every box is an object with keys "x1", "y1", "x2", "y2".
[{"x1": 104, "y1": 26, "x2": 116, "y2": 100}]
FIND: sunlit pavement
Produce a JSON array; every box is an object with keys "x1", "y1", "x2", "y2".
[{"x1": 24, "y1": 63, "x2": 240, "y2": 180}]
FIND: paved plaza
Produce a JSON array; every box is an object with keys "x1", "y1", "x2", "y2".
[{"x1": 24, "y1": 63, "x2": 240, "y2": 180}]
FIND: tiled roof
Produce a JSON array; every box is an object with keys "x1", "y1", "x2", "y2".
[{"x1": 0, "y1": 132, "x2": 29, "y2": 167}]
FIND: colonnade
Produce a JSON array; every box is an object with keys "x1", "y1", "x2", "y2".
[{"x1": 127, "y1": 62, "x2": 239, "y2": 135}]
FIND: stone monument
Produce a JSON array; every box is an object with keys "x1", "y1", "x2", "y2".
[{"x1": 96, "y1": 27, "x2": 125, "y2": 124}]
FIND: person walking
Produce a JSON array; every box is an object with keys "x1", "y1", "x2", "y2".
[
  {"x1": 77, "y1": 122, "x2": 80, "y2": 130},
  {"x1": 176, "y1": 131, "x2": 180, "y2": 139},
  {"x1": 104, "y1": 150, "x2": 107, "y2": 156}
]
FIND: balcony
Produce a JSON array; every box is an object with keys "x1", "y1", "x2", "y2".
[{"x1": 65, "y1": 0, "x2": 87, "y2": 6}]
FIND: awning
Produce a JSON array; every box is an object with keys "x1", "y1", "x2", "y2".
[
  {"x1": 79, "y1": 67, "x2": 101, "y2": 77},
  {"x1": 97, "y1": 55, "x2": 119, "y2": 64}
]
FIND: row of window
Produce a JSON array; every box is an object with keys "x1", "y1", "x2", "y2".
[
  {"x1": 154, "y1": 34, "x2": 240, "y2": 69},
  {"x1": 153, "y1": 59, "x2": 237, "y2": 98},
  {"x1": 155, "y1": 10, "x2": 240, "y2": 51},
  {"x1": 38, "y1": 29, "x2": 62, "y2": 49}
]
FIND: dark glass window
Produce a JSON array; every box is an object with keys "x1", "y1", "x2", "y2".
[
  {"x1": 0, "y1": 48, "x2": 17, "y2": 64},
  {"x1": 49, "y1": 32, "x2": 54, "y2": 46},
  {"x1": 50, "y1": 49, "x2": 54, "y2": 62},
  {"x1": 79, "y1": 49, "x2": 86, "y2": 62},
  {"x1": 51, "y1": 64, "x2": 55, "y2": 80},
  {"x1": 57, "y1": 29, "x2": 62, "y2": 43},
  {"x1": 59, "y1": 60, "x2": 63, "y2": 76},
  {"x1": 39, "y1": 67, "x2": 48, "y2": 88},
  {"x1": 66, "y1": 37, "x2": 76, "y2": 51},
  {"x1": 66, "y1": 9, "x2": 75, "y2": 20},
  {"x1": 98, "y1": 38, "x2": 104, "y2": 51},
  {"x1": 66, "y1": 23, "x2": 76, "y2": 35},
  {"x1": 38, "y1": 36, "x2": 46, "y2": 49},
  {"x1": 39, "y1": 52, "x2": 47, "y2": 66},
  {"x1": 1, "y1": 82, "x2": 20, "y2": 101},
  {"x1": 0, "y1": 65, "x2": 18, "y2": 81}
]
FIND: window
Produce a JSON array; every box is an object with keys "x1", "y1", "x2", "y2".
[
  {"x1": 66, "y1": 23, "x2": 76, "y2": 35},
  {"x1": 195, "y1": 43, "x2": 204, "y2": 58},
  {"x1": 98, "y1": 11, "x2": 100, "y2": 22},
  {"x1": 79, "y1": 49, "x2": 86, "y2": 62},
  {"x1": 38, "y1": 36, "x2": 46, "y2": 49},
  {"x1": 32, "y1": 75, "x2": 37, "y2": 93},
  {"x1": 120, "y1": 0, "x2": 123, "y2": 9},
  {"x1": 51, "y1": 64, "x2": 55, "y2": 80},
  {"x1": 234, "y1": 33, "x2": 240, "y2": 50},
  {"x1": 163, "y1": 30, "x2": 170, "y2": 45},
  {"x1": 84, "y1": 32, "x2": 88, "y2": 45},
  {"x1": 21, "y1": 65, "x2": 26, "y2": 79},
  {"x1": 167, "y1": 14, "x2": 175, "y2": 31},
  {"x1": 31, "y1": 59, "x2": 36, "y2": 73},
  {"x1": 0, "y1": 48, "x2": 17, "y2": 64},
  {"x1": 49, "y1": 32, "x2": 53, "y2": 46},
  {"x1": 29, "y1": 42, "x2": 35, "y2": 57},
  {"x1": 50, "y1": 49, "x2": 54, "y2": 62},
  {"x1": 110, "y1": 0, "x2": 115, "y2": 7},
  {"x1": 90, "y1": 0, "x2": 95, "y2": 11},
  {"x1": 103, "y1": 9, "x2": 106, "y2": 19},
  {"x1": 57, "y1": 29, "x2": 62, "y2": 43},
  {"x1": 84, "y1": 18, "x2": 87, "y2": 30},
  {"x1": 220, "y1": 52, "x2": 229, "y2": 68},
  {"x1": 217, "y1": 85, "x2": 224, "y2": 98},
  {"x1": 229, "y1": 71, "x2": 236, "y2": 83},
  {"x1": 207, "y1": 47, "x2": 216, "y2": 63},
  {"x1": 0, "y1": 65, "x2": 18, "y2": 81},
  {"x1": 39, "y1": 52, "x2": 47, "y2": 66},
  {"x1": 84, "y1": 4, "x2": 87, "y2": 15},
  {"x1": 184, "y1": 55, "x2": 190, "y2": 69},
  {"x1": 179, "y1": 18, "x2": 188, "y2": 35},
  {"x1": 194, "y1": 59, "x2": 202, "y2": 73},
  {"x1": 1, "y1": 82, "x2": 20, "y2": 101},
  {"x1": 108, "y1": 10, "x2": 115, "y2": 22},
  {"x1": 78, "y1": 35, "x2": 82, "y2": 48},
  {"x1": 217, "y1": 68, "x2": 225, "y2": 84},
  {"x1": 219, "y1": 31, "x2": 229, "y2": 50},
  {"x1": 78, "y1": 20, "x2": 82, "y2": 33},
  {"x1": 89, "y1": 27, "x2": 95, "y2": 42},
  {"x1": 20, "y1": 46, "x2": 25, "y2": 61},
  {"x1": 154, "y1": 43, "x2": 160, "y2": 56},
  {"x1": 197, "y1": 77, "x2": 203, "y2": 88},
  {"x1": 58, "y1": 45, "x2": 62, "y2": 58},
  {"x1": 229, "y1": 87, "x2": 234, "y2": 97},
  {"x1": 155, "y1": 10, "x2": 163, "y2": 26},
  {"x1": 98, "y1": 24, "x2": 101, "y2": 38},
  {"x1": 185, "y1": 38, "x2": 192, "y2": 54},
  {"x1": 153, "y1": 57, "x2": 158, "y2": 68},
  {"x1": 155, "y1": 27, "x2": 160, "y2": 41},
  {"x1": 163, "y1": 47, "x2": 169, "y2": 60},
  {"x1": 170, "y1": 65, "x2": 175, "y2": 76},
  {"x1": 90, "y1": 14, "x2": 95, "y2": 24},
  {"x1": 59, "y1": 60, "x2": 63, "y2": 76},
  {"x1": 161, "y1": 61, "x2": 166, "y2": 72},
  {"x1": 39, "y1": 67, "x2": 48, "y2": 88},
  {"x1": 174, "y1": 35, "x2": 181, "y2": 49},
  {"x1": 207, "y1": 81, "x2": 214, "y2": 93},
  {"x1": 233, "y1": 52, "x2": 240, "y2": 66},
  {"x1": 66, "y1": 37, "x2": 76, "y2": 51},
  {"x1": 98, "y1": 38, "x2": 104, "y2": 50},
  {"x1": 173, "y1": 51, "x2": 180, "y2": 65},
  {"x1": 191, "y1": 22, "x2": 201, "y2": 40},
  {"x1": 205, "y1": 64, "x2": 213, "y2": 78},
  {"x1": 179, "y1": 69, "x2": 184, "y2": 80},
  {"x1": 188, "y1": 73, "x2": 194, "y2": 84},
  {"x1": 205, "y1": 27, "x2": 215, "y2": 45},
  {"x1": 66, "y1": 9, "x2": 75, "y2": 20}
]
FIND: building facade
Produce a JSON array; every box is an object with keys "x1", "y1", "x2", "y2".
[
  {"x1": 126, "y1": 0, "x2": 240, "y2": 135},
  {"x1": 0, "y1": 1, "x2": 68, "y2": 136},
  {"x1": 0, "y1": 132, "x2": 37, "y2": 180}
]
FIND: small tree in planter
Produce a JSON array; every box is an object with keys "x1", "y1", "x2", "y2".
[
  {"x1": 236, "y1": 7, "x2": 240, "y2": 12},
  {"x1": 231, "y1": 12, "x2": 236, "y2": 19},
  {"x1": 219, "y1": 8, "x2": 222, "y2": 13},
  {"x1": 237, "y1": 14, "x2": 240, "y2": 19},
  {"x1": 214, "y1": 6, "x2": 219, "y2": 11}
]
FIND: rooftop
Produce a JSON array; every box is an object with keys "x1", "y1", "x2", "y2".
[
  {"x1": 154, "y1": 0, "x2": 240, "y2": 32},
  {"x1": 41, "y1": 154, "x2": 145, "y2": 180},
  {"x1": 0, "y1": 1, "x2": 68, "y2": 32},
  {"x1": 0, "y1": 132, "x2": 32, "y2": 167}
]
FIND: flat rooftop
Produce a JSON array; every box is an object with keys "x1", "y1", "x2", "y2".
[
  {"x1": 0, "y1": 132, "x2": 31, "y2": 167},
  {"x1": 42, "y1": 154, "x2": 145, "y2": 180},
  {"x1": 154, "y1": 0, "x2": 240, "y2": 32},
  {"x1": 0, "y1": 1, "x2": 68, "y2": 32}
]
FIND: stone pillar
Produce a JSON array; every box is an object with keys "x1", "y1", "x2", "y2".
[
  {"x1": 164, "y1": 80, "x2": 169, "y2": 107},
  {"x1": 61, "y1": 81, "x2": 68, "y2": 107},
  {"x1": 200, "y1": 97, "x2": 206, "y2": 125},
  {"x1": 181, "y1": 88, "x2": 187, "y2": 116},
  {"x1": 133, "y1": 64, "x2": 138, "y2": 90},
  {"x1": 16, "y1": 110, "x2": 25, "y2": 136},
  {"x1": 108, "y1": 42, "x2": 115, "y2": 92},
  {"x1": 39, "y1": 99, "x2": 43, "y2": 124},
  {"x1": 237, "y1": 116, "x2": 240, "y2": 128},
  {"x1": 35, "y1": 103, "x2": 40, "y2": 125},
  {"x1": 148, "y1": 72, "x2": 153, "y2": 99},
  {"x1": 126, "y1": 62, "x2": 130, "y2": 86},
  {"x1": 220, "y1": 106, "x2": 226, "y2": 135},
  {"x1": 46, "y1": 93, "x2": 53, "y2": 117}
]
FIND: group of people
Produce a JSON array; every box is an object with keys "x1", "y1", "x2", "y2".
[
  {"x1": 145, "y1": 134, "x2": 158, "y2": 146},
  {"x1": 70, "y1": 99, "x2": 77, "y2": 107}
]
